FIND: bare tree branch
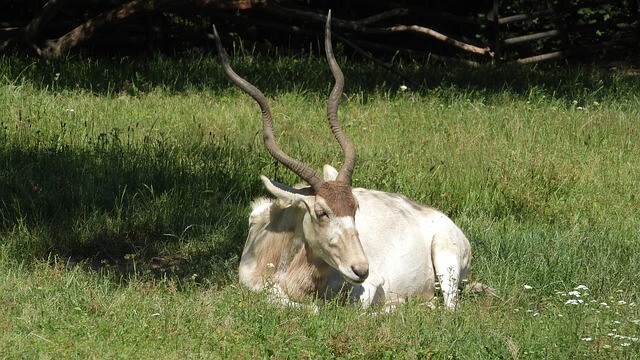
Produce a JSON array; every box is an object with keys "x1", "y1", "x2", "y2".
[
  {"x1": 265, "y1": 4, "x2": 493, "y2": 58},
  {"x1": 386, "y1": 25, "x2": 493, "y2": 57}
]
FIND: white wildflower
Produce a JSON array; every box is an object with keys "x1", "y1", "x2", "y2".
[
  {"x1": 266, "y1": 262, "x2": 275, "y2": 269},
  {"x1": 618, "y1": 300, "x2": 628, "y2": 305},
  {"x1": 568, "y1": 291, "x2": 582, "y2": 297},
  {"x1": 621, "y1": 343, "x2": 631, "y2": 347},
  {"x1": 524, "y1": 284, "x2": 533, "y2": 290},
  {"x1": 399, "y1": 85, "x2": 408, "y2": 91},
  {"x1": 565, "y1": 299, "x2": 584, "y2": 305},
  {"x1": 581, "y1": 337, "x2": 593, "y2": 342},
  {"x1": 574, "y1": 285, "x2": 589, "y2": 290}
]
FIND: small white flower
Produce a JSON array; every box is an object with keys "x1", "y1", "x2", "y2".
[
  {"x1": 581, "y1": 337, "x2": 593, "y2": 342},
  {"x1": 568, "y1": 291, "x2": 582, "y2": 297},
  {"x1": 621, "y1": 343, "x2": 631, "y2": 347},
  {"x1": 399, "y1": 85, "x2": 408, "y2": 91},
  {"x1": 618, "y1": 300, "x2": 628, "y2": 305},
  {"x1": 65, "y1": 108, "x2": 76, "y2": 112},
  {"x1": 533, "y1": 312, "x2": 539, "y2": 317},
  {"x1": 523, "y1": 284, "x2": 533, "y2": 290},
  {"x1": 565, "y1": 299, "x2": 584, "y2": 305},
  {"x1": 266, "y1": 262, "x2": 275, "y2": 268},
  {"x1": 577, "y1": 106, "x2": 584, "y2": 110},
  {"x1": 631, "y1": 319, "x2": 640, "y2": 324},
  {"x1": 575, "y1": 285, "x2": 589, "y2": 290}
]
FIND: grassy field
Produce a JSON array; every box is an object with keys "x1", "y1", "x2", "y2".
[{"x1": 1, "y1": 52, "x2": 639, "y2": 358}]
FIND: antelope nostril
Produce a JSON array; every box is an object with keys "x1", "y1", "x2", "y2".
[{"x1": 352, "y1": 265, "x2": 369, "y2": 280}]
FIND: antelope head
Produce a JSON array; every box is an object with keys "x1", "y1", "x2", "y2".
[{"x1": 213, "y1": 12, "x2": 369, "y2": 284}]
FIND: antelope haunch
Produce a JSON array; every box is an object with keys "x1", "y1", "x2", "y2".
[{"x1": 214, "y1": 13, "x2": 478, "y2": 310}]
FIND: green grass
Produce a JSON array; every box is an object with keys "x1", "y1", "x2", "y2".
[{"x1": 1, "y1": 52, "x2": 639, "y2": 358}]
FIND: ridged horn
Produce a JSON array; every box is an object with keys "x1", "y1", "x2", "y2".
[
  {"x1": 212, "y1": 25, "x2": 324, "y2": 190},
  {"x1": 325, "y1": 11, "x2": 356, "y2": 185}
]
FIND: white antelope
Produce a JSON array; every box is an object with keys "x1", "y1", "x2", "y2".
[{"x1": 213, "y1": 13, "x2": 487, "y2": 310}]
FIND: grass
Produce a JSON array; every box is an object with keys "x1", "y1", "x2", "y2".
[{"x1": 1, "y1": 51, "x2": 639, "y2": 358}]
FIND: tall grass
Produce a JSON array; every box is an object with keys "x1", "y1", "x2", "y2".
[{"x1": 1, "y1": 52, "x2": 639, "y2": 358}]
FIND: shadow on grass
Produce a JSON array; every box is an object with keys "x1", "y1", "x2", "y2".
[
  {"x1": 2, "y1": 52, "x2": 639, "y2": 104},
  {"x1": 0, "y1": 134, "x2": 270, "y2": 286}
]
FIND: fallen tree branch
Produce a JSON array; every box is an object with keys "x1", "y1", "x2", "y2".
[
  {"x1": 387, "y1": 25, "x2": 493, "y2": 57},
  {"x1": 265, "y1": 4, "x2": 493, "y2": 58}
]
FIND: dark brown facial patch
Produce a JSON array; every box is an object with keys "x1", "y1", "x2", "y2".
[{"x1": 315, "y1": 181, "x2": 358, "y2": 217}]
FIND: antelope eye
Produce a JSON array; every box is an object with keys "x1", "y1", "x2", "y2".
[{"x1": 316, "y1": 210, "x2": 329, "y2": 220}]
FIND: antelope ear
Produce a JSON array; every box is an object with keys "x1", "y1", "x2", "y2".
[
  {"x1": 260, "y1": 175, "x2": 315, "y2": 203},
  {"x1": 322, "y1": 165, "x2": 339, "y2": 182}
]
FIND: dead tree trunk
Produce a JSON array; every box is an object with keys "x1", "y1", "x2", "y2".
[
  {"x1": 41, "y1": 0, "x2": 167, "y2": 59},
  {"x1": 24, "y1": 0, "x2": 69, "y2": 51},
  {"x1": 39, "y1": 0, "x2": 263, "y2": 59}
]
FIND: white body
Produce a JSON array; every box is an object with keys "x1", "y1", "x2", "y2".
[{"x1": 239, "y1": 166, "x2": 472, "y2": 310}]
